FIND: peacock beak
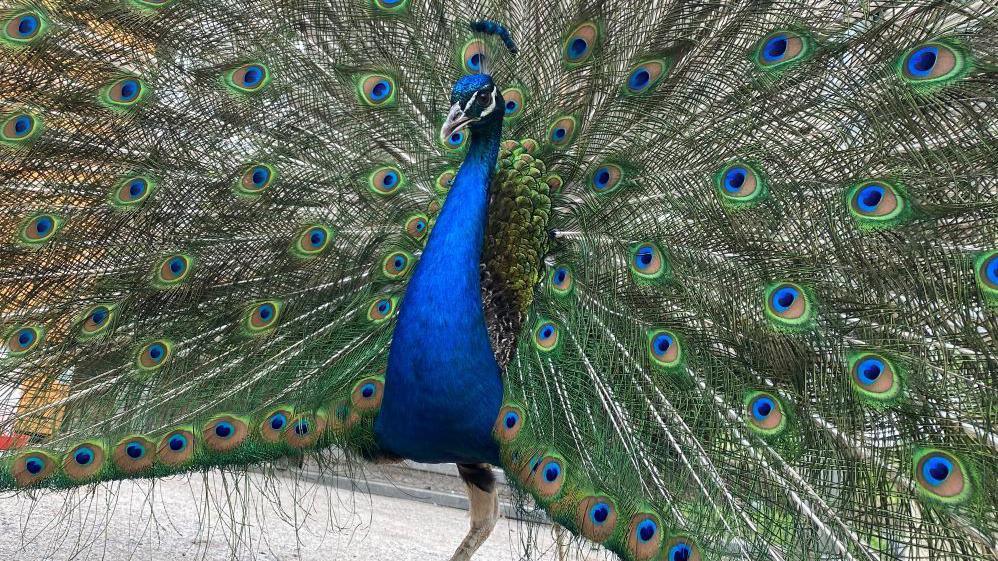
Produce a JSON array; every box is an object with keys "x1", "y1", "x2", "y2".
[{"x1": 441, "y1": 102, "x2": 474, "y2": 145}]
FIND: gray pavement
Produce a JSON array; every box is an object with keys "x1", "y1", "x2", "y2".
[{"x1": 0, "y1": 468, "x2": 601, "y2": 561}]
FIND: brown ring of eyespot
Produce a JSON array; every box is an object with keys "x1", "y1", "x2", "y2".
[
  {"x1": 575, "y1": 496, "x2": 618, "y2": 543},
  {"x1": 769, "y1": 284, "x2": 806, "y2": 319},
  {"x1": 916, "y1": 452, "x2": 965, "y2": 497},
  {"x1": 157, "y1": 429, "x2": 195, "y2": 466}
]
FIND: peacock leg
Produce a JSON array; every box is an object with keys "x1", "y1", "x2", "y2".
[{"x1": 449, "y1": 463, "x2": 499, "y2": 561}]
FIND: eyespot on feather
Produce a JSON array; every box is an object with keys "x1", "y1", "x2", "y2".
[
  {"x1": 368, "y1": 166, "x2": 404, "y2": 196},
  {"x1": 591, "y1": 164, "x2": 623, "y2": 194},
  {"x1": 404, "y1": 214, "x2": 429, "y2": 240},
  {"x1": 563, "y1": 22, "x2": 599, "y2": 66},
  {"x1": 624, "y1": 58, "x2": 671, "y2": 94},
  {"x1": 202, "y1": 415, "x2": 249, "y2": 453},
  {"x1": 532, "y1": 319, "x2": 560, "y2": 352},
  {"x1": 493, "y1": 404, "x2": 525, "y2": 443},
  {"x1": 153, "y1": 254, "x2": 192, "y2": 287},
  {"x1": 848, "y1": 352, "x2": 902, "y2": 403},
  {"x1": 664, "y1": 535, "x2": 702, "y2": 561},
  {"x1": 6, "y1": 325, "x2": 43, "y2": 356},
  {"x1": 435, "y1": 169, "x2": 455, "y2": 194},
  {"x1": 845, "y1": 180, "x2": 909, "y2": 229},
  {"x1": 111, "y1": 175, "x2": 155, "y2": 207},
  {"x1": 974, "y1": 250, "x2": 998, "y2": 306},
  {"x1": 626, "y1": 512, "x2": 664, "y2": 561},
  {"x1": 3, "y1": 11, "x2": 46, "y2": 45},
  {"x1": 358, "y1": 74, "x2": 396, "y2": 107},
  {"x1": 327, "y1": 399, "x2": 352, "y2": 434},
  {"x1": 754, "y1": 30, "x2": 812, "y2": 69},
  {"x1": 367, "y1": 296, "x2": 397, "y2": 323},
  {"x1": 113, "y1": 436, "x2": 155, "y2": 474},
  {"x1": 2, "y1": 112, "x2": 41, "y2": 143},
  {"x1": 224, "y1": 63, "x2": 270, "y2": 94},
  {"x1": 647, "y1": 329, "x2": 683, "y2": 370},
  {"x1": 136, "y1": 339, "x2": 172, "y2": 370},
  {"x1": 714, "y1": 163, "x2": 767, "y2": 206},
  {"x1": 461, "y1": 39, "x2": 487, "y2": 73},
  {"x1": 259, "y1": 408, "x2": 293, "y2": 443},
  {"x1": 12, "y1": 450, "x2": 56, "y2": 487},
  {"x1": 629, "y1": 242, "x2": 668, "y2": 281},
  {"x1": 528, "y1": 454, "x2": 566, "y2": 500},
  {"x1": 898, "y1": 41, "x2": 969, "y2": 88},
  {"x1": 78, "y1": 304, "x2": 116, "y2": 340},
  {"x1": 575, "y1": 496, "x2": 617, "y2": 543},
  {"x1": 744, "y1": 391, "x2": 787, "y2": 436},
  {"x1": 763, "y1": 282, "x2": 815, "y2": 330},
  {"x1": 443, "y1": 128, "x2": 467, "y2": 151},
  {"x1": 292, "y1": 225, "x2": 333, "y2": 258},
  {"x1": 372, "y1": 0, "x2": 410, "y2": 13},
  {"x1": 102, "y1": 77, "x2": 147, "y2": 108},
  {"x1": 501, "y1": 87, "x2": 524, "y2": 119},
  {"x1": 243, "y1": 300, "x2": 282, "y2": 334},
  {"x1": 157, "y1": 429, "x2": 195, "y2": 466},
  {"x1": 19, "y1": 213, "x2": 60, "y2": 244},
  {"x1": 235, "y1": 163, "x2": 275, "y2": 196},
  {"x1": 913, "y1": 448, "x2": 971, "y2": 504},
  {"x1": 63, "y1": 442, "x2": 106, "y2": 482},
  {"x1": 547, "y1": 116, "x2": 577, "y2": 148},
  {"x1": 351, "y1": 377, "x2": 385, "y2": 413},
  {"x1": 284, "y1": 412, "x2": 326, "y2": 449},
  {"x1": 548, "y1": 265, "x2": 573, "y2": 296},
  {"x1": 380, "y1": 250, "x2": 413, "y2": 280}
]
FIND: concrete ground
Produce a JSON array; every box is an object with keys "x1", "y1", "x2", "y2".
[{"x1": 0, "y1": 468, "x2": 601, "y2": 561}]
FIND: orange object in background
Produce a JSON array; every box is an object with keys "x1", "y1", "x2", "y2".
[{"x1": 12, "y1": 375, "x2": 68, "y2": 439}]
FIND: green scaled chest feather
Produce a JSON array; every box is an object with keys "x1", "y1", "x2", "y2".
[{"x1": 482, "y1": 139, "x2": 556, "y2": 367}]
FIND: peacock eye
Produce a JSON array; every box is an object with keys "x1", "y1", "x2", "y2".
[{"x1": 476, "y1": 90, "x2": 491, "y2": 105}]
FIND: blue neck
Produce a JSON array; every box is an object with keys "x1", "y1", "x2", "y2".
[{"x1": 376, "y1": 121, "x2": 505, "y2": 464}]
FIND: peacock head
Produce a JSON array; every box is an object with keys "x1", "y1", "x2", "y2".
[{"x1": 440, "y1": 74, "x2": 505, "y2": 144}]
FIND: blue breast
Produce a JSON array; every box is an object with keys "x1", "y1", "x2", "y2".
[{"x1": 375, "y1": 126, "x2": 504, "y2": 465}]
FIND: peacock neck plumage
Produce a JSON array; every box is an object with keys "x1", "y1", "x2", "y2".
[{"x1": 376, "y1": 117, "x2": 504, "y2": 465}]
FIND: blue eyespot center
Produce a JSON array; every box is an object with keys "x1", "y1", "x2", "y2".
[
  {"x1": 168, "y1": 257, "x2": 185, "y2": 275},
  {"x1": 540, "y1": 325, "x2": 554, "y2": 339},
  {"x1": 294, "y1": 419, "x2": 309, "y2": 435},
  {"x1": 377, "y1": 300, "x2": 390, "y2": 313},
  {"x1": 554, "y1": 268, "x2": 567, "y2": 284},
  {"x1": 628, "y1": 68, "x2": 650, "y2": 90},
  {"x1": 653, "y1": 333, "x2": 672, "y2": 356},
  {"x1": 13, "y1": 115, "x2": 33, "y2": 136},
  {"x1": 908, "y1": 46, "x2": 938, "y2": 77},
  {"x1": 669, "y1": 543, "x2": 692, "y2": 561},
  {"x1": 594, "y1": 167, "x2": 611, "y2": 189},
  {"x1": 269, "y1": 413, "x2": 287, "y2": 430},
  {"x1": 125, "y1": 442, "x2": 144, "y2": 459},
  {"x1": 857, "y1": 184, "x2": 884, "y2": 212},
  {"x1": 34, "y1": 216, "x2": 52, "y2": 234},
  {"x1": 215, "y1": 421, "x2": 234, "y2": 438},
  {"x1": 448, "y1": 131, "x2": 464, "y2": 146},
  {"x1": 25, "y1": 457, "x2": 43, "y2": 474},
  {"x1": 361, "y1": 383, "x2": 376, "y2": 398},
  {"x1": 168, "y1": 434, "x2": 187, "y2": 451},
  {"x1": 504, "y1": 411, "x2": 518, "y2": 429},
  {"x1": 371, "y1": 80, "x2": 391, "y2": 101},
  {"x1": 17, "y1": 328, "x2": 35, "y2": 347},
  {"x1": 637, "y1": 519, "x2": 657, "y2": 543},
  {"x1": 922, "y1": 455, "x2": 953, "y2": 486},
  {"x1": 258, "y1": 303, "x2": 274, "y2": 321},
  {"x1": 17, "y1": 15, "x2": 39, "y2": 36},
  {"x1": 119, "y1": 80, "x2": 139, "y2": 101},
  {"x1": 505, "y1": 100, "x2": 518, "y2": 114},
  {"x1": 752, "y1": 397, "x2": 775, "y2": 421},
  {"x1": 129, "y1": 179, "x2": 146, "y2": 197},
  {"x1": 469, "y1": 53, "x2": 482, "y2": 71},
  {"x1": 590, "y1": 502, "x2": 609, "y2": 524},
  {"x1": 251, "y1": 166, "x2": 270, "y2": 187},
  {"x1": 74, "y1": 448, "x2": 94, "y2": 465},
  {"x1": 763, "y1": 35, "x2": 788, "y2": 61},
  {"x1": 772, "y1": 287, "x2": 798, "y2": 312},
  {"x1": 568, "y1": 38, "x2": 588, "y2": 60},
  {"x1": 382, "y1": 171, "x2": 398, "y2": 187},
  {"x1": 986, "y1": 256, "x2": 998, "y2": 284},
  {"x1": 90, "y1": 307, "x2": 109, "y2": 325},
  {"x1": 857, "y1": 357, "x2": 884, "y2": 385},
  {"x1": 544, "y1": 461, "x2": 561, "y2": 482},
  {"x1": 242, "y1": 65, "x2": 264, "y2": 87},
  {"x1": 148, "y1": 343, "x2": 164, "y2": 360},
  {"x1": 635, "y1": 246, "x2": 654, "y2": 269},
  {"x1": 552, "y1": 127, "x2": 566, "y2": 141},
  {"x1": 724, "y1": 167, "x2": 747, "y2": 192}
]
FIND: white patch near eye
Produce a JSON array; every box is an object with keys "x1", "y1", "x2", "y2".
[{"x1": 479, "y1": 86, "x2": 498, "y2": 118}]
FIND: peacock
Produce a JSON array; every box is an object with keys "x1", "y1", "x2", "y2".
[{"x1": 0, "y1": 0, "x2": 996, "y2": 560}]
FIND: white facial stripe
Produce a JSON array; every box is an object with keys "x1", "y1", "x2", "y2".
[{"x1": 479, "y1": 86, "x2": 498, "y2": 118}]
